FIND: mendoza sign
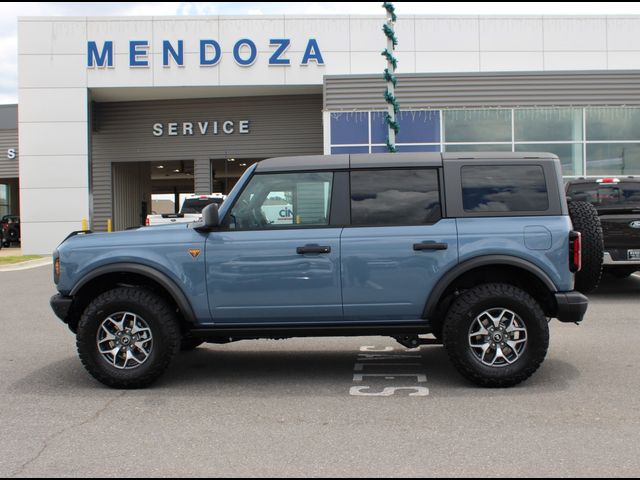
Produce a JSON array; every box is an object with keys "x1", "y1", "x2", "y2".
[{"x1": 88, "y1": 38, "x2": 324, "y2": 68}]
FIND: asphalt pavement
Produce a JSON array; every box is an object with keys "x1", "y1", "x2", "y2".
[{"x1": 1, "y1": 264, "x2": 639, "y2": 477}]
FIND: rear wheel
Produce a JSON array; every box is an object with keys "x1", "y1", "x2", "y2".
[
  {"x1": 568, "y1": 201, "x2": 604, "y2": 293},
  {"x1": 443, "y1": 283, "x2": 549, "y2": 388},
  {"x1": 76, "y1": 287, "x2": 181, "y2": 389}
]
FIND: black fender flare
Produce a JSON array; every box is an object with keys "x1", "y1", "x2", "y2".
[
  {"x1": 69, "y1": 263, "x2": 197, "y2": 324},
  {"x1": 423, "y1": 255, "x2": 558, "y2": 319}
]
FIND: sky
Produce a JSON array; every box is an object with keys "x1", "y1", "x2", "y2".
[{"x1": 3, "y1": 2, "x2": 640, "y2": 104}]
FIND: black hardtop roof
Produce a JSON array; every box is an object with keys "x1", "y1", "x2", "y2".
[{"x1": 256, "y1": 152, "x2": 559, "y2": 172}]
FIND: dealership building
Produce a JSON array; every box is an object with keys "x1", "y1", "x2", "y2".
[{"x1": 11, "y1": 14, "x2": 640, "y2": 253}]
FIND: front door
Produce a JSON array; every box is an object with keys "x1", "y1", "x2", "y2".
[{"x1": 206, "y1": 170, "x2": 343, "y2": 323}]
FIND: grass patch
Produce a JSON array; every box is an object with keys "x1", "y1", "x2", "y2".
[{"x1": 0, "y1": 255, "x2": 44, "y2": 265}]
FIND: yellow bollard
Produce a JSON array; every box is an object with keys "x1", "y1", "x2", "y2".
[
  {"x1": 81, "y1": 218, "x2": 88, "y2": 231},
  {"x1": 107, "y1": 218, "x2": 113, "y2": 233}
]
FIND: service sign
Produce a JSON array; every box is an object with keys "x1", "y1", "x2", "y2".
[
  {"x1": 152, "y1": 120, "x2": 250, "y2": 137},
  {"x1": 87, "y1": 38, "x2": 324, "y2": 69}
]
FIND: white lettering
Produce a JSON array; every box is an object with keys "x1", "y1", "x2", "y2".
[
  {"x1": 360, "y1": 346, "x2": 395, "y2": 352},
  {"x1": 354, "y1": 363, "x2": 422, "y2": 371},
  {"x1": 152, "y1": 121, "x2": 252, "y2": 137},
  {"x1": 349, "y1": 386, "x2": 430, "y2": 397},
  {"x1": 7, "y1": 148, "x2": 16, "y2": 159},
  {"x1": 353, "y1": 373, "x2": 427, "y2": 383}
]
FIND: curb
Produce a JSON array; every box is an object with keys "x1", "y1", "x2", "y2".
[{"x1": 0, "y1": 257, "x2": 53, "y2": 272}]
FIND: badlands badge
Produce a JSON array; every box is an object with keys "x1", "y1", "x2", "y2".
[{"x1": 188, "y1": 249, "x2": 201, "y2": 259}]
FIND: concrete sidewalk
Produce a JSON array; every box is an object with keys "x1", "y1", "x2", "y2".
[{"x1": 0, "y1": 247, "x2": 22, "y2": 257}]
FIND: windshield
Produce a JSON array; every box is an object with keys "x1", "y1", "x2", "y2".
[
  {"x1": 567, "y1": 182, "x2": 640, "y2": 209},
  {"x1": 180, "y1": 198, "x2": 223, "y2": 214}
]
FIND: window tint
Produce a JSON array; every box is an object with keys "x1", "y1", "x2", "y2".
[
  {"x1": 461, "y1": 165, "x2": 549, "y2": 213},
  {"x1": 350, "y1": 169, "x2": 441, "y2": 226},
  {"x1": 229, "y1": 172, "x2": 333, "y2": 230}
]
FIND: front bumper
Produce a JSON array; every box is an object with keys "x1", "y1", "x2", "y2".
[
  {"x1": 50, "y1": 293, "x2": 73, "y2": 323},
  {"x1": 555, "y1": 291, "x2": 588, "y2": 324}
]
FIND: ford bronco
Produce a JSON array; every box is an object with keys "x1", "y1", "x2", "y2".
[{"x1": 50, "y1": 153, "x2": 589, "y2": 389}]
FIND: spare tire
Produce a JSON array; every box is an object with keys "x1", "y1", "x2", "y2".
[{"x1": 568, "y1": 201, "x2": 604, "y2": 294}]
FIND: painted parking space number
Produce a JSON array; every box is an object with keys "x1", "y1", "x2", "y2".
[{"x1": 349, "y1": 346, "x2": 429, "y2": 397}]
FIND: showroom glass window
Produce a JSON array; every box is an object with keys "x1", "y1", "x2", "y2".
[
  {"x1": 585, "y1": 108, "x2": 640, "y2": 176},
  {"x1": 350, "y1": 169, "x2": 441, "y2": 226},
  {"x1": 228, "y1": 172, "x2": 333, "y2": 230},
  {"x1": 328, "y1": 106, "x2": 640, "y2": 178},
  {"x1": 444, "y1": 109, "x2": 512, "y2": 144},
  {"x1": 514, "y1": 108, "x2": 584, "y2": 177},
  {"x1": 330, "y1": 110, "x2": 441, "y2": 154},
  {"x1": 0, "y1": 185, "x2": 8, "y2": 217}
]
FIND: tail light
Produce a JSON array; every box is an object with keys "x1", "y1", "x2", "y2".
[
  {"x1": 569, "y1": 231, "x2": 582, "y2": 273},
  {"x1": 145, "y1": 216, "x2": 150, "y2": 226}
]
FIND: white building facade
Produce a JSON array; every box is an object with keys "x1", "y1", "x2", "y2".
[{"x1": 17, "y1": 15, "x2": 640, "y2": 253}]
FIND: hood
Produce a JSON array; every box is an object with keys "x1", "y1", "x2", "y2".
[{"x1": 58, "y1": 223, "x2": 190, "y2": 251}]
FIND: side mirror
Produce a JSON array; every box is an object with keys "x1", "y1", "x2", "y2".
[{"x1": 201, "y1": 203, "x2": 220, "y2": 230}]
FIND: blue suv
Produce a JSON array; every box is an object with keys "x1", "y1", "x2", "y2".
[{"x1": 50, "y1": 153, "x2": 588, "y2": 389}]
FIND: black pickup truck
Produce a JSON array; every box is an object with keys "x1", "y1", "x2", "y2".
[{"x1": 566, "y1": 177, "x2": 640, "y2": 278}]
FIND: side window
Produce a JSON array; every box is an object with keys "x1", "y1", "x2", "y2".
[
  {"x1": 461, "y1": 165, "x2": 549, "y2": 213},
  {"x1": 350, "y1": 169, "x2": 442, "y2": 226},
  {"x1": 229, "y1": 172, "x2": 333, "y2": 230}
]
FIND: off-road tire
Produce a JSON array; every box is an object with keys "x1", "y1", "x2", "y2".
[
  {"x1": 76, "y1": 287, "x2": 181, "y2": 389},
  {"x1": 443, "y1": 283, "x2": 549, "y2": 388},
  {"x1": 568, "y1": 200, "x2": 604, "y2": 294},
  {"x1": 180, "y1": 338, "x2": 204, "y2": 351}
]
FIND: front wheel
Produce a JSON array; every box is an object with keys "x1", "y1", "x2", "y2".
[
  {"x1": 76, "y1": 287, "x2": 181, "y2": 389},
  {"x1": 443, "y1": 283, "x2": 549, "y2": 388}
]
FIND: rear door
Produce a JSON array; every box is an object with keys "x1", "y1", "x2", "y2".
[{"x1": 341, "y1": 168, "x2": 459, "y2": 321}]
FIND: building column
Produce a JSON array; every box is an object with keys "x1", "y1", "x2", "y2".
[{"x1": 194, "y1": 157, "x2": 212, "y2": 195}]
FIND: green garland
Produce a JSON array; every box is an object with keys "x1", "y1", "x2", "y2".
[
  {"x1": 381, "y1": 49, "x2": 398, "y2": 71},
  {"x1": 384, "y1": 89, "x2": 400, "y2": 114},
  {"x1": 383, "y1": 2, "x2": 397, "y2": 22},
  {"x1": 384, "y1": 113, "x2": 400, "y2": 135},
  {"x1": 383, "y1": 68, "x2": 397, "y2": 87},
  {"x1": 383, "y1": 2, "x2": 399, "y2": 153},
  {"x1": 382, "y1": 24, "x2": 398, "y2": 47}
]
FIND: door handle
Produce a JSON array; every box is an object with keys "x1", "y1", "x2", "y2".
[
  {"x1": 297, "y1": 245, "x2": 332, "y2": 254},
  {"x1": 413, "y1": 242, "x2": 448, "y2": 251}
]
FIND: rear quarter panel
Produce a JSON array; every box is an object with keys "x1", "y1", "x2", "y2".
[{"x1": 456, "y1": 216, "x2": 574, "y2": 292}]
